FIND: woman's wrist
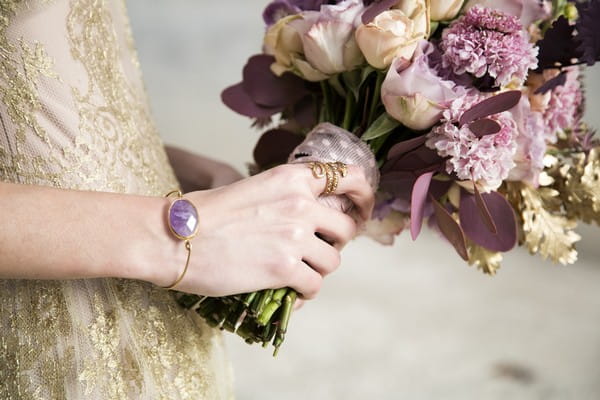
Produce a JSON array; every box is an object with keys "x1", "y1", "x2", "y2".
[{"x1": 126, "y1": 195, "x2": 186, "y2": 288}]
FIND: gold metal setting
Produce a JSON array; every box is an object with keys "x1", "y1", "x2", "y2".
[
  {"x1": 308, "y1": 161, "x2": 348, "y2": 195},
  {"x1": 163, "y1": 190, "x2": 196, "y2": 289}
]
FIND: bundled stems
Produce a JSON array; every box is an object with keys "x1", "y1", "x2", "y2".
[{"x1": 176, "y1": 287, "x2": 298, "y2": 356}]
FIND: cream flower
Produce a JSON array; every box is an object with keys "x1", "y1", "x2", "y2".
[{"x1": 355, "y1": 1, "x2": 429, "y2": 69}]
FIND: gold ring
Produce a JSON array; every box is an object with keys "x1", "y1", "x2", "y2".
[{"x1": 308, "y1": 161, "x2": 347, "y2": 195}]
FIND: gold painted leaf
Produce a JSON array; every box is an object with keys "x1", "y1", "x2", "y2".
[
  {"x1": 519, "y1": 184, "x2": 580, "y2": 265},
  {"x1": 467, "y1": 242, "x2": 503, "y2": 275}
]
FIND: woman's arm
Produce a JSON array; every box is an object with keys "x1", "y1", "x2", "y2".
[
  {"x1": 0, "y1": 164, "x2": 374, "y2": 298},
  {"x1": 0, "y1": 181, "x2": 175, "y2": 284}
]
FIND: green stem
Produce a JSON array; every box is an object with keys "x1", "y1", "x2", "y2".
[
  {"x1": 320, "y1": 81, "x2": 331, "y2": 123},
  {"x1": 257, "y1": 288, "x2": 288, "y2": 326},
  {"x1": 272, "y1": 291, "x2": 297, "y2": 356},
  {"x1": 342, "y1": 91, "x2": 355, "y2": 131},
  {"x1": 367, "y1": 72, "x2": 384, "y2": 127}
]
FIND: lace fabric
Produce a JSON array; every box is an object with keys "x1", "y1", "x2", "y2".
[{"x1": 0, "y1": 0, "x2": 233, "y2": 398}]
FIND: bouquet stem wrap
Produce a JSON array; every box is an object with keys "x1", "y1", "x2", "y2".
[{"x1": 176, "y1": 123, "x2": 379, "y2": 355}]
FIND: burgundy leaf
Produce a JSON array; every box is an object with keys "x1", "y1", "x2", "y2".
[
  {"x1": 468, "y1": 119, "x2": 501, "y2": 137},
  {"x1": 253, "y1": 129, "x2": 304, "y2": 168},
  {"x1": 362, "y1": 0, "x2": 398, "y2": 24},
  {"x1": 576, "y1": 0, "x2": 600, "y2": 66},
  {"x1": 387, "y1": 135, "x2": 428, "y2": 160},
  {"x1": 473, "y1": 183, "x2": 497, "y2": 234},
  {"x1": 459, "y1": 190, "x2": 517, "y2": 252},
  {"x1": 380, "y1": 171, "x2": 415, "y2": 200},
  {"x1": 410, "y1": 171, "x2": 433, "y2": 240},
  {"x1": 290, "y1": 95, "x2": 318, "y2": 128},
  {"x1": 221, "y1": 83, "x2": 283, "y2": 118},
  {"x1": 534, "y1": 71, "x2": 567, "y2": 95},
  {"x1": 431, "y1": 196, "x2": 469, "y2": 261},
  {"x1": 459, "y1": 91, "x2": 522, "y2": 127},
  {"x1": 242, "y1": 55, "x2": 307, "y2": 108},
  {"x1": 383, "y1": 145, "x2": 444, "y2": 175}
]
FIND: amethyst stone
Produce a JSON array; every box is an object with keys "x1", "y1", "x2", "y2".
[{"x1": 168, "y1": 199, "x2": 199, "y2": 239}]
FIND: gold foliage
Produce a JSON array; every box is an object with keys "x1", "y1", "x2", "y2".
[
  {"x1": 556, "y1": 149, "x2": 600, "y2": 225},
  {"x1": 467, "y1": 242, "x2": 503, "y2": 275},
  {"x1": 514, "y1": 183, "x2": 580, "y2": 265}
]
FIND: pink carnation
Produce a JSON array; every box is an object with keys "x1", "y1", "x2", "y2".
[
  {"x1": 543, "y1": 68, "x2": 583, "y2": 139},
  {"x1": 508, "y1": 97, "x2": 546, "y2": 186},
  {"x1": 440, "y1": 6, "x2": 538, "y2": 87},
  {"x1": 426, "y1": 93, "x2": 517, "y2": 192}
]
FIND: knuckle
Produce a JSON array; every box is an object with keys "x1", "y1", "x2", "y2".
[
  {"x1": 287, "y1": 224, "x2": 307, "y2": 242},
  {"x1": 272, "y1": 253, "x2": 297, "y2": 277},
  {"x1": 283, "y1": 196, "x2": 310, "y2": 216}
]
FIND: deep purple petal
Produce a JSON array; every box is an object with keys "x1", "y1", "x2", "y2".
[
  {"x1": 362, "y1": 0, "x2": 398, "y2": 24},
  {"x1": 468, "y1": 119, "x2": 501, "y2": 137},
  {"x1": 410, "y1": 171, "x2": 433, "y2": 240},
  {"x1": 459, "y1": 91, "x2": 522, "y2": 127},
  {"x1": 431, "y1": 196, "x2": 469, "y2": 261},
  {"x1": 536, "y1": 16, "x2": 583, "y2": 69},
  {"x1": 459, "y1": 190, "x2": 518, "y2": 252},
  {"x1": 263, "y1": 1, "x2": 301, "y2": 25},
  {"x1": 254, "y1": 129, "x2": 305, "y2": 168},
  {"x1": 221, "y1": 83, "x2": 283, "y2": 118},
  {"x1": 242, "y1": 55, "x2": 307, "y2": 108}
]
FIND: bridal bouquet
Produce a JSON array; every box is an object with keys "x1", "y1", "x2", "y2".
[{"x1": 177, "y1": 0, "x2": 600, "y2": 354}]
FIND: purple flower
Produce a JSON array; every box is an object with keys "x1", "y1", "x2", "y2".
[
  {"x1": 507, "y1": 96, "x2": 546, "y2": 186},
  {"x1": 426, "y1": 92, "x2": 518, "y2": 192},
  {"x1": 440, "y1": 6, "x2": 539, "y2": 88},
  {"x1": 463, "y1": 0, "x2": 551, "y2": 26},
  {"x1": 542, "y1": 67, "x2": 583, "y2": 139},
  {"x1": 382, "y1": 40, "x2": 466, "y2": 130},
  {"x1": 263, "y1": 0, "x2": 343, "y2": 25}
]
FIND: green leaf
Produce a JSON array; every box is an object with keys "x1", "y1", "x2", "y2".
[{"x1": 361, "y1": 112, "x2": 400, "y2": 141}]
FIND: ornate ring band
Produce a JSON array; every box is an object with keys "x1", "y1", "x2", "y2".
[
  {"x1": 163, "y1": 190, "x2": 199, "y2": 290},
  {"x1": 308, "y1": 162, "x2": 348, "y2": 195}
]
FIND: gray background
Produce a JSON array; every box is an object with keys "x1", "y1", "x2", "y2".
[{"x1": 127, "y1": 2, "x2": 600, "y2": 399}]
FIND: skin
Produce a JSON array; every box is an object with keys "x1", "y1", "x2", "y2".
[{"x1": 0, "y1": 148, "x2": 375, "y2": 301}]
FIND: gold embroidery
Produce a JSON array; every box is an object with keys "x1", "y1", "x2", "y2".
[{"x1": 0, "y1": 0, "x2": 233, "y2": 398}]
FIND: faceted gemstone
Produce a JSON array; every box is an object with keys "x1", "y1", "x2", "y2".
[{"x1": 169, "y1": 199, "x2": 199, "y2": 239}]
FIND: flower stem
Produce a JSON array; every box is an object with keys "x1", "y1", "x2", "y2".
[
  {"x1": 342, "y1": 91, "x2": 356, "y2": 131},
  {"x1": 367, "y1": 72, "x2": 384, "y2": 127}
]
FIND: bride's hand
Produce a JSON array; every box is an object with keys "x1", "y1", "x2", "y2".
[
  {"x1": 154, "y1": 163, "x2": 374, "y2": 299},
  {"x1": 165, "y1": 145, "x2": 243, "y2": 191}
]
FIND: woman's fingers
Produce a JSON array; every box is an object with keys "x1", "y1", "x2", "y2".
[
  {"x1": 300, "y1": 164, "x2": 375, "y2": 221},
  {"x1": 287, "y1": 260, "x2": 323, "y2": 300},
  {"x1": 307, "y1": 203, "x2": 357, "y2": 248},
  {"x1": 302, "y1": 235, "x2": 341, "y2": 277}
]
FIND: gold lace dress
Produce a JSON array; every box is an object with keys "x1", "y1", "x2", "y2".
[{"x1": 0, "y1": 0, "x2": 233, "y2": 398}]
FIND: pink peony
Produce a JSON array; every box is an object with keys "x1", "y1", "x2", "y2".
[
  {"x1": 426, "y1": 93, "x2": 517, "y2": 192},
  {"x1": 440, "y1": 6, "x2": 538, "y2": 88}
]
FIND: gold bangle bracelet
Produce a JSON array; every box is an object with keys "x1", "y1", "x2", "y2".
[
  {"x1": 163, "y1": 190, "x2": 199, "y2": 290},
  {"x1": 164, "y1": 241, "x2": 192, "y2": 290}
]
